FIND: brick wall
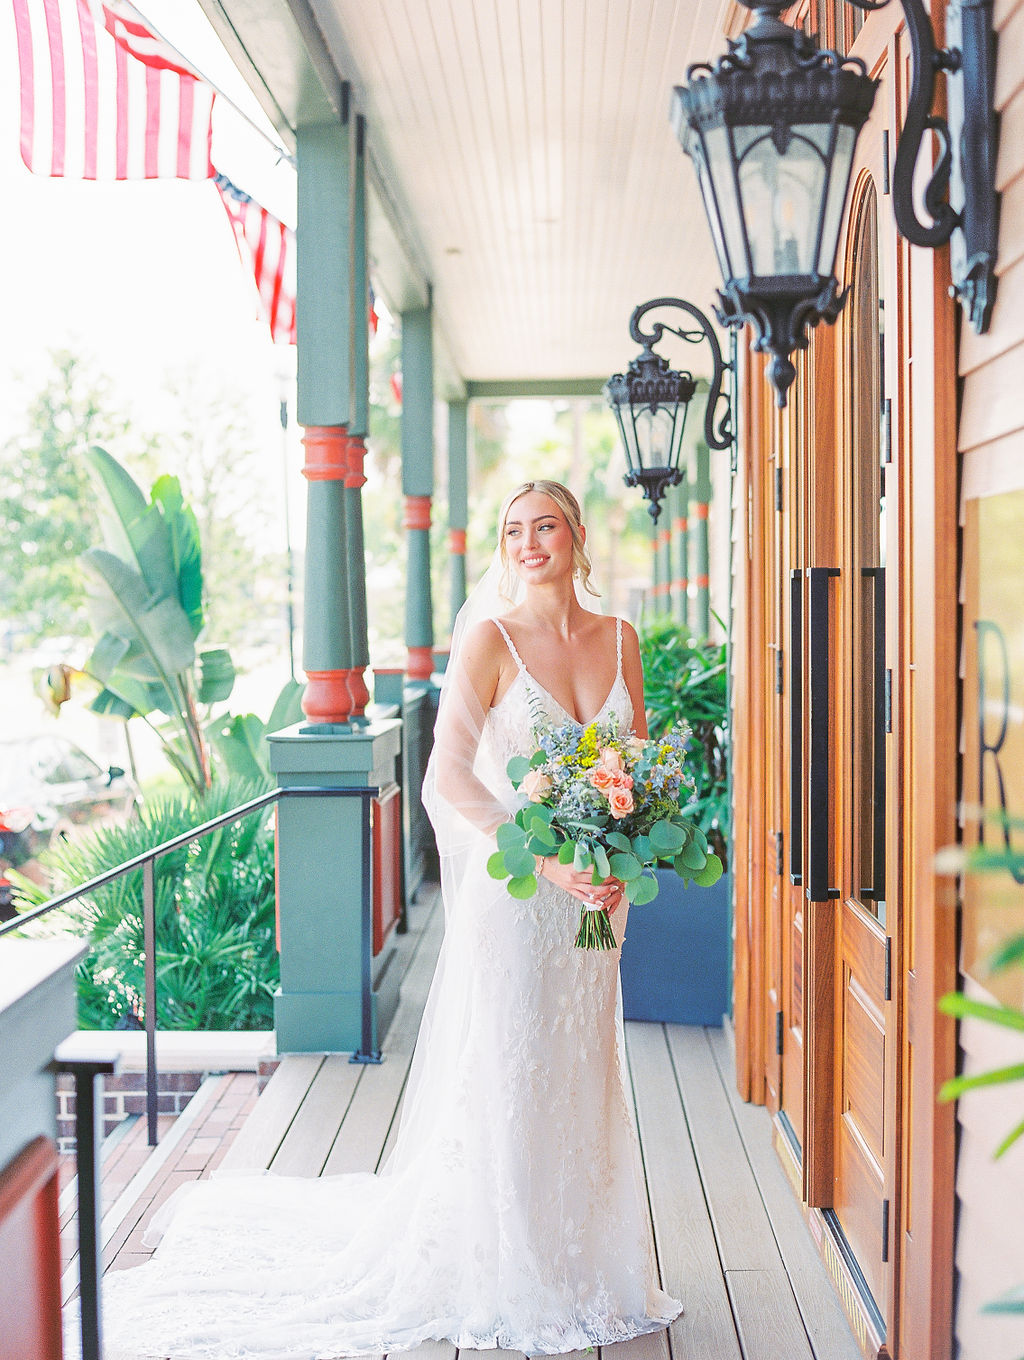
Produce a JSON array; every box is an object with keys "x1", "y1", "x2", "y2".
[{"x1": 56, "y1": 1071, "x2": 203, "y2": 1154}]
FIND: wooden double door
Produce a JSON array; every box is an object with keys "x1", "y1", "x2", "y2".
[{"x1": 757, "y1": 39, "x2": 901, "y2": 1345}]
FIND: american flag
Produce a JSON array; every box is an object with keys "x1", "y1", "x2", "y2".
[
  {"x1": 215, "y1": 173, "x2": 296, "y2": 345},
  {"x1": 13, "y1": 0, "x2": 215, "y2": 180}
]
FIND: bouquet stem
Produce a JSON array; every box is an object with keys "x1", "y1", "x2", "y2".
[{"x1": 574, "y1": 904, "x2": 618, "y2": 950}]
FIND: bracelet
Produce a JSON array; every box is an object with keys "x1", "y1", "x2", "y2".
[{"x1": 535, "y1": 853, "x2": 545, "y2": 879}]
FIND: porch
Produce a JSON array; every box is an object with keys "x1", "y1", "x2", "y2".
[{"x1": 59, "y1": 888, "x2": 861, "y2": 1360}]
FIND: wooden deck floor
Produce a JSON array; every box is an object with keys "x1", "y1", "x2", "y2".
[{"x1": 66, "y1": 888, "x2": 862, "y2": 1360}]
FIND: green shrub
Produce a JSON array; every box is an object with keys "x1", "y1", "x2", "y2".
[
  {"x1": 17, "y1": 778, "x2": 277, "y2": 1030},
  {"x1": 639, "y1": 617, "x2": 729, "y2": 867}
]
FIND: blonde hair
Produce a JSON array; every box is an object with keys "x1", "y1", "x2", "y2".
[{"x1": 497, "y1": 480, "x2": 599, "y2": 599}]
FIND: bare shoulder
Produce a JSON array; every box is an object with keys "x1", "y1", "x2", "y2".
[
  {"x1": 617, "y1": 616, "x2": 640, "y2": 644},
  {"x1": 461, "y1": 618, "x2": 508, "y2": 669},
  {"x1": 456, "y1": 619, "x2": 508, "y2": 710}
]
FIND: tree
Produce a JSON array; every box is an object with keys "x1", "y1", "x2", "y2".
[
  {"x1": 0, "y1": 351, "x2": 157, "y2": 646},
  {"x1": 158, "y1": 369, "x2": 287, "y2": 653}
]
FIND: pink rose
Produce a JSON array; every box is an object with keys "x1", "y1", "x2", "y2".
[
  {"x1": 598, "y1": 747, "x2": 625, "y2": 772},
  {"x1": 611, "y1": 771, "x2": 633, "y2": 790},
  {"x1": 521, "y1": 769, "x2": 553, "y2": 802},
  {"x1": 589, "y1": 767, "x2": 615, "y2": 792},
  {"x1": 608, "y1": 787, "x2": 634, "y2": 819}
]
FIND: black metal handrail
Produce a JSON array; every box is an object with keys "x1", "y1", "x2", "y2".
[
  {"x1": 2, "y1": 784, "x2": 381, "y2": 1138},
  {"x1": 4, "y1": 783, "x2": 381, "y2": 1360}
]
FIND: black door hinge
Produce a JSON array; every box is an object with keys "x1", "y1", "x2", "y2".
[
  {"x1": 775, "y1": 1009, "x2": 784, "y2": 1057},
  {"x1": 776, "y1": 649, "x2": 785, "y2": 695},
  {"x1": 882, "y1": 130, "x2": 891, "y2": 195},
  {"x1": 775, "y1": 466, "x2": 784, "y2": 511},
  {"x1": 884, "y1": 669, "x2": 893, "y2": 733},
  {"x1": 884, "y1": 937, "x2": 892, "y2": 1002},
  {"x1": 882, "y1": 1198, "x2": 890, "y2": 1262}
]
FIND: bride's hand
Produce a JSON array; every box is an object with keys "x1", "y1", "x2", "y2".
[{"x1": 539, "y1": 858, "x2": 625, "y2": 914}]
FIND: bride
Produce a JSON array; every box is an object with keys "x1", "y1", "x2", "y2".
[{"x1": 84, "y1": 479, "x2": 681, "y2": 1360}]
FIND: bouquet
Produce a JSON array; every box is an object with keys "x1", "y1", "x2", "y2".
[{"x1": 487, "y1": 714, "x2": 724, "y2": 949}]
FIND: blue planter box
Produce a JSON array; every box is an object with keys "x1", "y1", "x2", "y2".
[{"x1": 620, "y1": 869, "x2": 731, "y2": 1026}]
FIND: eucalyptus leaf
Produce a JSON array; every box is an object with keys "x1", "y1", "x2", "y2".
[
  {"x1": 558, "y1": 841, "x2": 576, "y2": 865},
  {"x1": 504, "y1": 846, "x2": 538, "y2": 879},
  {"x1": 632, "y1": 834, "x2": 653, "y2": 863},
  {"x1": 693, "y1": 853, "x2": 724, "y2": 887},
  {"x1": 507, "y1": 873, "x2": 538, "y2": 899},
  {"x1": 628, "y1": 873, "x2": 660, "y2": 906},
  {"x1": 573, "y1": 841, "x2": 592, "y2": 872},
  {"x1": 650, "y1": 820, "x2": 686, "y2": 853},
  {"x1": 506, "y1": 755, "x2": 533, "y2": 784},
  {"x1": 527, "y1": 824, "x2": 558, "y2": 851},
  {"x1": 606, "y1": 831, "x2": 632, "y2": 852},
  {"x1": 677, "y1": 840, "x2": 707, "y2": 871},
  {"x1": 486, "y1": 851, "x2": 509, "y2": 880},
  {"x1": 609, "y1": 852, "x2": 643, "y2": 882},
  {"x1": 593, "y1": 842, "x2": 611, "y2": 879},
  {"x1": 496, "y1": 821, "x2": 528, "y2": 850}
]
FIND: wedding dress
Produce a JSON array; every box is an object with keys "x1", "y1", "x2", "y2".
[{"x1": 75, "y1": 614, "x2": 681, "y2": 1360}]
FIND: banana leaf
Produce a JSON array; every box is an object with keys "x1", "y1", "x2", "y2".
[
  {"x1": 151, "y1": 474, "x2": 204, "y2": 638},
  {"x1": 84, "y1": 446, "x2": 179, "y2": 603},
  {"x1": 196, "y1": 647, "x2": 236, "y2": 704},
  {"x1": 82, "y1": 549, "x2": 196, "y2": 679}
]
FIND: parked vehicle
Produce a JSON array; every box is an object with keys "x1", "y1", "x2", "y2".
[{"x1": 0, "y1": 735, "x2": 139, "y2": 919}]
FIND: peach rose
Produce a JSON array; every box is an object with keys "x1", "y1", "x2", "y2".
[
  {"x1": 589, "y1": 766, "x2": 615, "y2": 792},
  {"x1": 611, "y1": 771, "x2": 634, "y2": 790},
  {"x1": 598, "y1": 747, "x2": 625, "y2": 772},
  {"x1": 608, "y1": 787, "x2": 634, "y2": 819},
  {"x1": 627, "y1": 736, "x2": 646, "y2": 753},
  {"x1": 520, "y1": 769, "x2": 553, "y2": 802}
]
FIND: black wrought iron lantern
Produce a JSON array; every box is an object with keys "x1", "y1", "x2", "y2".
[
  {"x1": 671, "y1": 1, "x2": 877, "y2": 407},
  {"x1": 673, "y1": 0, "x2": 1000, "y2": 408},
  {"x1": 604, "y1": 297, "x2": 732, "y2": 521}
]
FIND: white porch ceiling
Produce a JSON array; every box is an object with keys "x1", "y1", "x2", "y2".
[{"x1": 203, "y1": 0, "x2": 736, "y2": 387}]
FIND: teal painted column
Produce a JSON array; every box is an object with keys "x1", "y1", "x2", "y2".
[
  {"x1": 344, "y1": 114, "x2": 372, "y2": 717},
  {"x1": 296, "y1": 118, "x2": 353, "y2": 723},
  {"x1": 402, "y1": 304, "x2": 435, "y2": 679},
  {"x1": 693, "y1": 442, "x2": 712, "y2": 637},
  {"x1": 447, "y1": 399, "x2": 468, "y2": 634},
  {"x1": 272, "y1": 111, "x2": 404, "y2": 1056},
  {"x1": 674, "y1": 476, "x2": 690, "y2": 629}
]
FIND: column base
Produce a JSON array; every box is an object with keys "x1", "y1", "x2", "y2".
[
  {"x1": 273, "y1": 957, "x2": 401, "y2": 1056},
  {"x1": 303, "y1": 670, "x2": 354, "y2": 724},
  {"x1": 406, "y1": 646, "x2": 434, "y2": 681}
]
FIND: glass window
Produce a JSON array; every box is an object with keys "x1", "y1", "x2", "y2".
[{"x1": 848, "y1": 181, "x2": 887, "y2": 921}]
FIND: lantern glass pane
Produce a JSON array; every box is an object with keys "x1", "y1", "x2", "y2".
[
  {"x1": 613, "y1": 407, "x2": 640, "y2": 476},
  {"x1": 817, "y1": 124, "x2": 856, "y2": 275},
  {"x1": 634, "y1": 405, "x2": 678, "y2": 471},
  {"x1": 703, "y1": 125, "x2": 750, "y2": 278},
  {"x1": 736, "y1": 126, "x2": 829, "y2": 276},
  {"x1": 687, "y1": 128, "x2": 733, "y2": 281}
]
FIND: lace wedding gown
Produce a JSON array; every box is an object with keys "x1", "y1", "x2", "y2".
[{"x1": 80, "y1": 617, "x2": 681, "y2": 1360}]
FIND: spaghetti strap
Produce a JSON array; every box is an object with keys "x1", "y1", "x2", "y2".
[
  {"x1": 615, "y1": 616, "x2": 623, "y2": 677},
  {"x1": 493, "y1": 618, "x2": 527, "y2": 673}
]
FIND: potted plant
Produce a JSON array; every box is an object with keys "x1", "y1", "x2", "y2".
[{"x1": 619, "y1": 617, "x2": 731, "y2": 1025}]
